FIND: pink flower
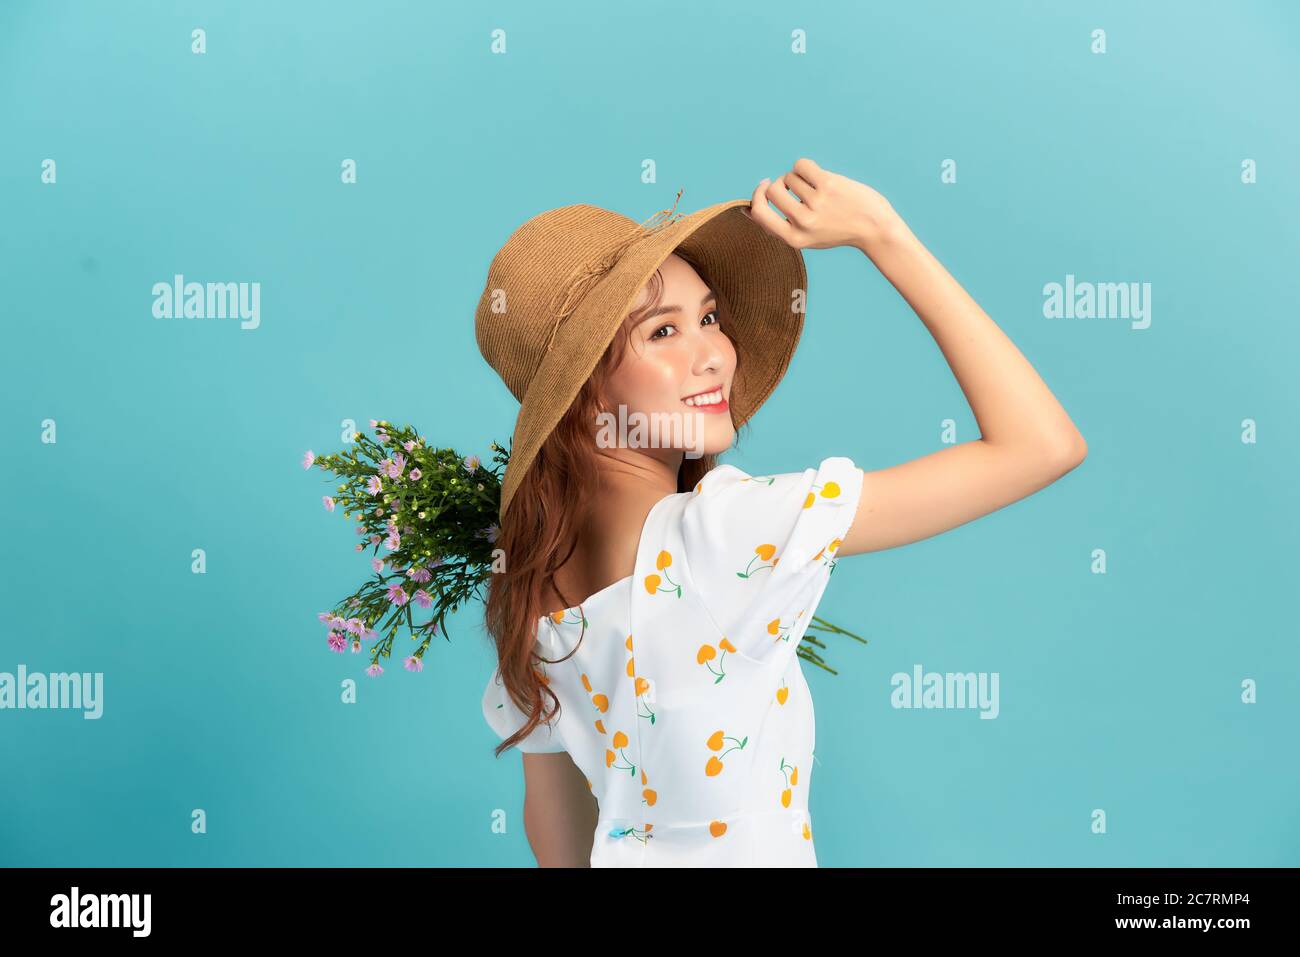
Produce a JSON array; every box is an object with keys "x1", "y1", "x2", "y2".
[
  {"x1": 404, "y1": 656, "x2": 423, "y2": 673},
  {"x1": 386, "y1": 452, "x2": 407, "y2": 480},
  {"x1": 344, "y1": 618, "x2": 365, "y2": 635},
  {"x1": 366, "y1": 475, "x2": 383, "y2": 496},
  {"x1": 386, "y1": 584, "x2": 408, "y2": 606},
  {"x1": 429, "y1": 557, "x2": 445, "y2": 569},
  {"x1": 408, "y1": 468, "x2": 422, "y2": 481},
  {"x1": 302, "y1": 450, "x2": 316, "y2": 469},
  {"x1": 363, "y1": 627, "x2": 378, "y2": 641},
  {"x1": 385, "y1": 534, "x2": 400, "y2": 551},
  {"x1": 372, "y1": 558, "x2": 385, "y2": 573},
  {"x1": 403, "y1": 440, "x2": 416, "y2": 452},
  {"x1": 355, "y1": 524, "x2": 367, "y2": 535},
  {"x1": 317, "y1": 611, "x2": 333, "y2": 624},
  {"x1": 369, "y1": 419, "x2": 379, "y2": 428},
  {"x1": 351, "y1": 639, "x2": 361, "y2": 653},
  {"x1": 327, "y1": 632, "x2": 347, "y2": 653},
  {"x1": 463, "y1": 454, "x2": 481, "y2": 472},
  {"x1": 350, "y1": 597, "x2": 361, "y2": 607},
  {"x1": 407, "y1": 566, "x2": 432, "y2": 583},
  {"x1": 354, "y1": 543, "x2": 364, "y2": 551},
  {"x1": 329, "y1": 616, "x2": 347, "y2": 630},
  {"x1": 413, "y1": 589, "x2": 433, "y2": 609},
  {"x1": 323, "y1": 496, "x2": 335, "y2": 512},
  {"x1": 369, "y1": 535, "x2": 382, "y2": 545},
  {"x1": 366, "y1": 663, "x2": 383, "y2": 677}
]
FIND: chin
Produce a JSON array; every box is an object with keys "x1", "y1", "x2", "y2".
[{"x1": 694, "y1": 422, "x2": 736, "y2": 458}]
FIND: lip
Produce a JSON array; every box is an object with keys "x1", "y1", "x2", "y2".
[{"x1": 680, "y1": 387, "x2": 729, "y2": 414}]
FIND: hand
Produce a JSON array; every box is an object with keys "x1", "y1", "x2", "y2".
[{"x1": 743, "y1": 158, "x2": 902, "y2": 253}]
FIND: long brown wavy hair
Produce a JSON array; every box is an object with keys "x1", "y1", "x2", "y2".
[{"x1": 483, "y1": 249, "x2": 745, "y2": 757}]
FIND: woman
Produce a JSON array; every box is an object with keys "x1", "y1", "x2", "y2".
[{"x1": 477, "y1": 157, "x2": 1086, "y2": 867}]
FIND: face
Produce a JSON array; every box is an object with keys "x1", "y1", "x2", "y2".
[{"x1": 600, "y1": 253, "x2": 737, "y2": 461}]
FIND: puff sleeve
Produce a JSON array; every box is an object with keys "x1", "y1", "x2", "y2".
[
  {"x1": 481, "y1": 666, "x2": 566, "y2": 754},
  {"x1": 679, "y1": 456, "x2": 864, "y2": 661}
]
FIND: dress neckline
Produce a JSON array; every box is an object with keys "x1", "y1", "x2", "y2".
[{"x1": 536, "y1": 488, "x2": 682, "y2": 623}]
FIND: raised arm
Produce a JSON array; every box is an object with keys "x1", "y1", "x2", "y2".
[{"x1": 746, "y1": 158, "x2": 1086, "y2": 558}]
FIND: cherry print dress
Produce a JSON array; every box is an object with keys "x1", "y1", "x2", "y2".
[{"x1": 482, "y1": 456, "x2": 864, "y2": 867}]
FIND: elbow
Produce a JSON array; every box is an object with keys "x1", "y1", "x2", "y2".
[{"x1": 1046, "y1": 431, "x2": 1087, "y2": 474}]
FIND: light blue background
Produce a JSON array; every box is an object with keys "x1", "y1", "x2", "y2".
[{"x1": 1, "y1": 0, "x2": 1296, "y2": 867}]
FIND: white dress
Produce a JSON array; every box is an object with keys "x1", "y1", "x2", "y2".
[{"x1": 482, "y1": 456, "x2": 864, "y2": 867}]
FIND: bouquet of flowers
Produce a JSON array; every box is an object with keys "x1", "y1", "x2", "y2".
[{"x1": 305, "y1": 420, "x2": 868, "y2": 676}]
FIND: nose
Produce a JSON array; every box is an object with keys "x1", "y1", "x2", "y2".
[{"x1": 690, "y1": 325, "x2": 727, "y2": 376}]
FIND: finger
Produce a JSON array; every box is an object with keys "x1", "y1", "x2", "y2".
[
  {"x1": 746, "y1": 178, "x2": 797, "y2": 244},
  {"x1": 791, "y1": 156, "x2": 826, "y2": 188},
  {"x1": 784, "y1": 171, "x2": 817, "y2": 205},
  {"x1": 765, "y1": 176, "x2": 807, "y2": 225}
]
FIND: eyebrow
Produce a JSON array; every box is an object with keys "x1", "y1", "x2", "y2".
[{"x1": 640, "y1": 288, "x2": 718, "y2": 322}]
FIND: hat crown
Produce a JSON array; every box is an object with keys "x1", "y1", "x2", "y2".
[{"x1": 475, "y1": 204, "x2": 645, "y2": 402}]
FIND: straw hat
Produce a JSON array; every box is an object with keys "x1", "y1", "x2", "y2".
[{"x1": 475, "y1": 189, "x2": 807, "y2": 523}]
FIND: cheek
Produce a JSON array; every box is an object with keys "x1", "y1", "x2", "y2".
[{"x1": 607, "y1": 348, "x2": 691, "y2": 412}]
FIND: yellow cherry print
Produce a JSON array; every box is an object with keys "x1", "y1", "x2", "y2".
[
  {"x1": 646, "y1": 555, "x2": 683, "y2": 597},
  {"x1": 705, "y1": 730, "x2": 748, "y2": 774},
  {"x1": 738, "y1": 545, "x2": 778, "y2": 579}
]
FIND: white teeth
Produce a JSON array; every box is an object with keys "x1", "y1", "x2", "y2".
[{"x1": 685, "y1": 389, "x2": 722, "y2": 407}]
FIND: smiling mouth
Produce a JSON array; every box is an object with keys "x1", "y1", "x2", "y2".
[{"x1": 682, "y1": 387, "x2": 728, "y2": 411}]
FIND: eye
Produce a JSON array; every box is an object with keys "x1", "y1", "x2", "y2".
[
  {"x1": 649, "y1": 323, "x2": 677, "y2": 340},
  {"x1": 701, "y1": 308, "x2": 720, "y2": 326}
]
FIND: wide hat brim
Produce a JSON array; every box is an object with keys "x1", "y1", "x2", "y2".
[{"x1": 498, "y1": 197, "x2": 807, "y2": 523}]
